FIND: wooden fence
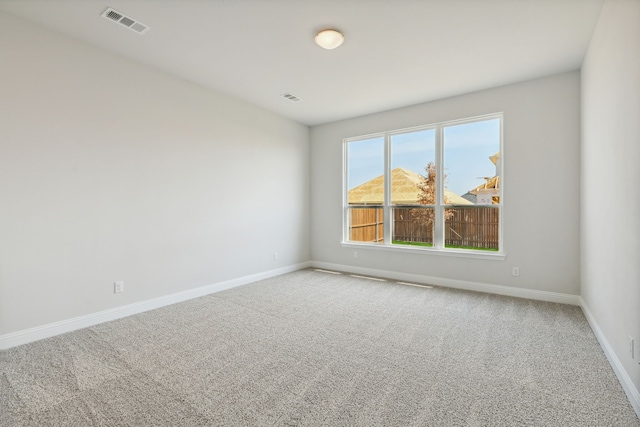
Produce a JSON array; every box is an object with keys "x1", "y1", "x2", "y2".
[
  {"x1": 349, "y1": 207, "x2": 384, "y2": 243},
  {"x1": 349, "y1": 206, "x2": 499, "y2": 249},
  {"x1": 393, "y1": 207, "x2": 433, "y2": 244},
  {"x1": 444, "y1": 206, "x2": 499, "y2": 249}
]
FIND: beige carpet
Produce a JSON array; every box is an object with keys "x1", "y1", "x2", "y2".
[{"x1": 1, "y1": 268, "x2": 638, "y2": 426}]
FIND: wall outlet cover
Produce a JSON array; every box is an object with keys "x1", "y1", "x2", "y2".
[{"x1": 114, "y1": 281, "x2": 124, "y2": 293}]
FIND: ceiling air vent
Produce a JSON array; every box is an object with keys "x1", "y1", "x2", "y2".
[
  {"x1": 101, "y1": 7, "x2": 150, "y2": 34},
  {"x1": 281, "y1": 93, "x2": 302, "y2": 103}
]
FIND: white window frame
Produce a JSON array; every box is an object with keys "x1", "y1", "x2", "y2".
[{"x1": 342, "y1": 113, "x2": 505, "y2": 260}]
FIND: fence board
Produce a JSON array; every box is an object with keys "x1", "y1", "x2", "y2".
[{"x1": 349, "y1": 207, "x2": 384, "y2": 242}]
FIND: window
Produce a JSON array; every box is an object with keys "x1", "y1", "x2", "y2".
[{"x1": 344, "y1": 114, "x2": 502, "y2": 254}]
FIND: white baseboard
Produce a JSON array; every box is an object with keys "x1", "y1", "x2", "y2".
[
  {"x1": 0, "y1": 262, "x2": 311, "y2": 350},
  {"x1": 311, "y1": 261, "x2": 580, "y2": 305},
  {"x1": 580, "y1": 298, "x2": 640, "y2": 419}
]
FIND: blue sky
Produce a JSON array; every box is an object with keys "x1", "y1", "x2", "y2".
[{"x1": 347, "y1": 118, "x2": 500, "y2": 197}]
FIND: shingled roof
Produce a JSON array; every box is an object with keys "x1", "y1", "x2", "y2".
[{"x1": 348, "y1": 167, "x2": 472, "y2": 205}]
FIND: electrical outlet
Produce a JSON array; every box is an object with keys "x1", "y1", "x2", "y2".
[
  {"x1": 629, "y1": 336, "x2": 635, "y2": 359},
  {"x1": 354, "y1": 251, "x2": 359, "y2": 259},
  {"x1": 512, "y1": 267, "x2": 520, "y2": 277},
  {"x1": 114, "y1": 281, "x2": 124, "y2": 293},
  {"x1": 273, "y1": 252, "x2": 278, "y2": 261}
]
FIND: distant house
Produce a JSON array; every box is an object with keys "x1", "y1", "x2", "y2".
[
  {"x1": 348, "y1": 167, "x2": 472, "y2": 205},
  {"x1": 469, "y1": 152, "x2": 500, "y2": 205}
]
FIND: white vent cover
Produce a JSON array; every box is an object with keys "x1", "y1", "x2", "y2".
[
  {"x1": 281, "y1": 93, "x2": 302, "y2": 102},
  {"x1": 101, "y1": 8, "x2": 149, "y2": 34}
]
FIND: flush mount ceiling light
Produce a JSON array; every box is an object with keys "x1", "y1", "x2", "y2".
[{"x1": 315, "y1": 29, "x2": 344, "y2": 49}]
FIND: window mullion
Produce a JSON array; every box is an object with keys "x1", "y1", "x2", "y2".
[
  {"x1": 434, "y1": 126, "x2": 444, "y2": 249},
  {"x1": 383, "y1": 134, "x2": 391, "y2": 245}
]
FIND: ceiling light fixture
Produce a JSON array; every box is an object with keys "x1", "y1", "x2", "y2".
[{"x1": 315, "y1": 29, "x2": 344, "y2": 50}]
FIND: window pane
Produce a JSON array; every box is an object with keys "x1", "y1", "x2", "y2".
[
  {"x1": 390, "y1": 129, "x2": 436, "y2": 205},
  {"x1": 348, "y1": 207, "x2": 384, "y2": 243},
  {"x1": 347, "y1": 137, "x2": 384, "y2": 205},
  {"x1": 444, "y1": 206, "x2": 499, "y2": 251},
  {"x1": 443, "y1": 119, "x2": 501, "y2": 205},
  {"x1": 392, "y1": 206, "x2": 433, "y2": 247}
]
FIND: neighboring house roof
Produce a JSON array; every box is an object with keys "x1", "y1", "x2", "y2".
[
  {"x1": 470, "y1": 176, "x2": 500, "y2": 193},
  {"x1": 470, "y1": 151, "x2": 500, "y2": 193},
  {"x1": 348, "y1": 167, "x2": 472, "y2": 205},
  {"x1": 469, "y1": 152, "x2": 500, "y2": 204},
  {"x1": 461, "y1": 192, "x2": 478, "y2": 204}
]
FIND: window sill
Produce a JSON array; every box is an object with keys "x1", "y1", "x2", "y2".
[{"x1": 341, "y1": 242, "x2": 506, "y2": 261}]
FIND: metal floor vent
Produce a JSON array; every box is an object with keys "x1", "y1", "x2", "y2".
[
  {"x1": 102, "y1": 7, "x2": 150, "y2": 34},
  {"x1": 397, "y1": 281, "x2": 433, "y2": 289},
  {"x1": 314, "y1": 269, "x2": 342, "y2": 275},
  {"x1": 281, "y1": 93, "x2": 302, "y2": 102},
  {"x1": 350, "y1": 275, "x2": 386, "y2": 282}
]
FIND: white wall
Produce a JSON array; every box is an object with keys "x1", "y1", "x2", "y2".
[
  {"x1": 310, "y1": 72, "x2": 581, "y2": 295},
  {"x1": 581, "y1": 0, "x2": 640, "y2": 409},
  {"x1": 0, "y1": 12, "x2": 310, "y2": 335}
]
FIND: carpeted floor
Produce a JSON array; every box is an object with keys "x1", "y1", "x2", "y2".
[{"x1": 1, "y1": 268, "x2": 638, "y2": 426}]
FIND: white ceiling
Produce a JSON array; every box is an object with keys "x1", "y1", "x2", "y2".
[{"x1": 0, "y1": 0, "x2": 604, "y2": 126}]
